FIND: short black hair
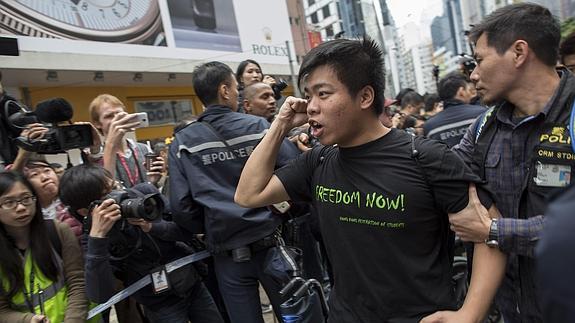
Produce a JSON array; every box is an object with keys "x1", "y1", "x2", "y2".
[
  {"x1": 400, "y1": 91, "x2": 424, "y2": 109},
  {"x1": 469, "y1": 3, "x2": 560, "y2": 67},
  {"x1": 59, "y1": 164, "x2": 113, "y2": 211},
  {"x1": 236, "y1": 59, "x2": 262, "y2": 86},
  {"x1": 192, "y1": 61, "x2": 234, "y2": 107},
  {"x1": 423, "y1": 93, "x2": 440, "y2": 112},
  {"x1": 438, "y1": 72, "x2": 468, "y2": 101},
  {"x1": 560, "y1": 31, "x2": 575, "y2": 64},
  {"x1": 298, "y1": 37, "x2": 385, "y2": 115},
  {"x1": 395, "y1": 88, "x2": 415, "y2": 103}
]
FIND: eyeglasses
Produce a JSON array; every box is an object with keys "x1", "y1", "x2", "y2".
[{"x1": 0, "y1": 196, "x2": 37, "y2": 210}]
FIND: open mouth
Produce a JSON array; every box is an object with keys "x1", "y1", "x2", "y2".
[{"x1": 309, "y1": 120, "x2": 324, "y2": 138}]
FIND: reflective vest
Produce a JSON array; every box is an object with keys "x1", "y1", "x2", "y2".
[
  {"x1": 2, "y1": 250, "x2": 101, "y2": 323},
  {"x1": 4, "y1": 250, "x2": 67, "y2": 323}
]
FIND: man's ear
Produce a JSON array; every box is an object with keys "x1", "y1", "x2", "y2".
[
  {"x1": 358, "y1": 85, "x2": 375, "y2": 111},
  {"x1": 455, "y1": 86, "x2": 466, "y2": 100},
  {"x1": 511, "y1": 40, "x2": 528, "y2": 67},
  {"x1": 218, "y1": 83, "x2": 228, "y2": 101},
  {"x1": 243, "y1": 99, "x2": 251, "y2": 112}
]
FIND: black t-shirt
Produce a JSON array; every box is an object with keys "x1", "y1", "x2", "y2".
[{"x1": 276, "y1": 129, "x2": 481, "y2": 322}]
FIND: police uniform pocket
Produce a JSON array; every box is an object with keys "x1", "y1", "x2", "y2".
[
  {"x1": 484, "y1": 153, "x2": 501, "y2": 190},
  {"x1": 485, "y1": 153, "x2": 501, "y2": 168}
]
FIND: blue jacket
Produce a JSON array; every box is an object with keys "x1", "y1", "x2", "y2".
[
  {"x1": 423, "y1": 99, "x2": 486, "y2": 147},
  {"x1": 169, "y1": 105, "x2": 299, "y2": 253}
]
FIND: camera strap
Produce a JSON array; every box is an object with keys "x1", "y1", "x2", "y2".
[{"x1": 87, "y1": 250, "x2": 211, "y2": 319}]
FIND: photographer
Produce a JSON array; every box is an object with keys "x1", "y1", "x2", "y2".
[
  {"x1": 88, "y1": 94, "x2": 164, "y2": 189},
  {"x1": 59, "y1": 164, "x2": 223, "y2": 323}
]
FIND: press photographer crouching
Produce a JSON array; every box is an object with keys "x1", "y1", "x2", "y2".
[{"x1": 59, "y1": 165, "x2": 223, "y2": 323}]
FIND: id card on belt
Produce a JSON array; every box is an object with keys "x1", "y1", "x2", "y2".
[{"x1": 150, "y1": 266, "x2": 170, "y2": 294}]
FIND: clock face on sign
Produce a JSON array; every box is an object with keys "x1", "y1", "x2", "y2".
[{"x1": 2, "y1": 0, "x2": 161, "y2": 42}]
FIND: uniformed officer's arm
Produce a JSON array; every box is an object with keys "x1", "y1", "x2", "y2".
[
  {"x1": 452, "y1": 117, "x2": 481, "y2": 165},
  {"x1": 168, "y1": 140, "x2": 205, "y2": 234},
  {"x1": 236, "y1": 97, "x2": 308, "y2": 208}
]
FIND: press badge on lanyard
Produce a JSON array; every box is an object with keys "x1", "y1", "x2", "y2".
[{"x1": 150, "y1": 266, "x2": 170, "y2": 294}]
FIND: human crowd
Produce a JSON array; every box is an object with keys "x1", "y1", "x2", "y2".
[{"x1": 0, "y1": 3, "x2": 574, "y2": 323}]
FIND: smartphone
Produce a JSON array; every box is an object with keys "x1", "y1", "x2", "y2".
[{"x1": 129, "y1": 112, "x2": 149, "y2": 128}]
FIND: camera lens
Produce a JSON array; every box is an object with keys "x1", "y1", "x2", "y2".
[{"x1": 108, "y1": 190, "x2": 164, "y2": 222}]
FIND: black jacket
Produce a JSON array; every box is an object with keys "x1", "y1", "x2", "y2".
[
  {"x1": 469, "y1": 69, "x2": 575, "y2": 320},
  {"x1": 169, "y1": 105, "x2": 299, "y2": 253},
  {"x1": 423, "y1": 99, "x2": 485, "y2": 147}
]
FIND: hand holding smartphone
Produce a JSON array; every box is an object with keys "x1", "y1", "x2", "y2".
[{"x1": 128, "y1": 112, "x2": 149, "y2": 128}]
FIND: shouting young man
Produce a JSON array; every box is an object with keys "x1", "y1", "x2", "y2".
[{"x1": 235, "y1": 38, "x2": 506, "y2": 323}]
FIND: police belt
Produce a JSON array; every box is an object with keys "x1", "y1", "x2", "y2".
[{"x1": 87, "y1": 250, "x2": 211, "y2": 319}]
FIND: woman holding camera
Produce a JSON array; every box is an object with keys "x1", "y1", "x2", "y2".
[{"x1": 0, "y1": 172, "x2": 88, "y2": 323}]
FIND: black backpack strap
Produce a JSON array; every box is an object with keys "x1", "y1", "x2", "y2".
[{"x1": 45, "y1": 220, "x2": 62, "y2": 257}]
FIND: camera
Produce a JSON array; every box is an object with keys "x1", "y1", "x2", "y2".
[
  {"x1": 105, "y1": 190, "x2": 165, "y2": 222},
  {"x1": 271, "y1": 79, "x2": 288, "y2": 100},
  {"x1": 4, "y1": 98, "x2": 93, "y2": 154}
]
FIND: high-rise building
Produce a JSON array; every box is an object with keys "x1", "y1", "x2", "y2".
[
  {"x1": 430, "y1": 0, "x2": 470, "y2": 56},
  {"x1": 286, "y1": 0, "x2": 312, "y2": 64},
  {"x1": 400, "y1": 23, "x2": 436, "y2": 94},
  {"x1": 303, "y1": 0, "x2": 403, "y2": 96},
  {"x1": 303, "y1": 0, "x2": 343, "y2": 40}
]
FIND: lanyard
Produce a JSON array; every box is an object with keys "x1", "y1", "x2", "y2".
[
  {"x1": 22, "y1": 256, "x2": 44, "y2": 316},
  {"x1": 116, "y1": 143, "x2": 140, "y2": 187},
  {"x1": 23, "y1": 269, "x2": 36, "y2": 314}
]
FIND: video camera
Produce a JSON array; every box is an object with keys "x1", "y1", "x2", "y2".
[
  {"x1": 271, "y1": 79, "x2": 288, "y2": 100},
  {"x1": 3, "y1": 97, "x2": 93, "y2": 154},
  {"x1": 101, "y1": 190, "x2": 165, "y2": 222}
]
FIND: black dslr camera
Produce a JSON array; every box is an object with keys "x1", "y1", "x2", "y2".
[
  {"x1": 271, "y1": 79, "x2": 288, "y2": 100},
  {"x1": 104, "y1": 190, "x2": 165, "y2": 222},
  {"x1": 4, "y1": 98, "x2": 93, "y2": 154}
]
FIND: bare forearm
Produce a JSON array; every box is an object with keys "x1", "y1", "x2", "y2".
[
  {"x1": 11, "y1": 148, "x2": 31, "y2": 171},
  {"x1": 236, "y1": 120, "x2": 290, "y2": 206},
  {"x1": 461, "y1": 243, "x2": 506, "y2": 321}
]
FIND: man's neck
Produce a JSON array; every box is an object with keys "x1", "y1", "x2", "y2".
[
  {"x1": 508, "y1": 67, "x2": 561, "y2": 117},
  {"x1": 340, "y1": 118, "x2": 390, "y2": 148}
]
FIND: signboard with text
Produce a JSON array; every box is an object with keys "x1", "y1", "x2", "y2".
[{"x1": 0, "y1": 0, "x2": 295, "y2": 65}]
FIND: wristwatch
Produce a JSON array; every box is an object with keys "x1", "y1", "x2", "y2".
[
  {"x1": 0, "y1": 0, "x2": 161, "y2": 43},
  {"x1": 485, "y1": 218, "x2": 499, "y2": 248}
]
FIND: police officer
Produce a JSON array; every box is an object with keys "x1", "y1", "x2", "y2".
[
  {"x1": 423, "y1": 72, "x2": 485, "y2": 147},
  {"x1": 169, "y1": 61, "x2": 299, "y2": 323},
  {"x1": 450, "y1": 4, "x2": 575, "y2": 322}
]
